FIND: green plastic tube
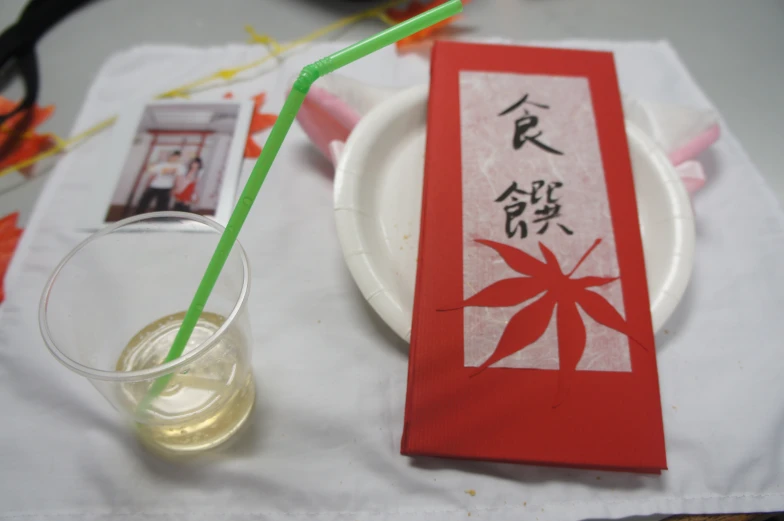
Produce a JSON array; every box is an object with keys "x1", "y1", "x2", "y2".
[{"x1": 141, "y1": 0, "x2": 464, "y2": 407}]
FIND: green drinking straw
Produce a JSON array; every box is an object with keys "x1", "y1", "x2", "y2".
[{"x1": 141, "y1": 0, "x2": 464, "y2": 408}]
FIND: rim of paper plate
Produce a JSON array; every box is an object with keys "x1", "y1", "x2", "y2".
[
  {"x1": 334, "y1": 84, "x2": 694, "y2": 342},
  {"x1": 625, "y1": 123, "x2": 695, "y2": 332}
]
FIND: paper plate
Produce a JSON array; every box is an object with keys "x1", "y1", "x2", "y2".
[{"x1": 334, "y1": 85, "x2": 694, "y2": 341}]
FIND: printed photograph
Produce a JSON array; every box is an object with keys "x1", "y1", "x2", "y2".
[{"x1": 104, "y1": 101, "x2": 249, "y2": 223}]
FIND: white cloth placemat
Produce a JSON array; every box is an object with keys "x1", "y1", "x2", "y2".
[{"x1": 1, "y1": 40, "x2": 783, "y2": 521}]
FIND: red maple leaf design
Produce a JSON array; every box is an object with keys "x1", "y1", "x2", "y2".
[
  {"x1": 449, "y1": 238, "x2": 646, "y2": 406},
  {"x1": 384, "y1": 0, "x2": 470, "y2": 49}
]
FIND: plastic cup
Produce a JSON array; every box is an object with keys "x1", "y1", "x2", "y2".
[{"x1": 39, "y1": 212, "x2": 254, "y2": 456}]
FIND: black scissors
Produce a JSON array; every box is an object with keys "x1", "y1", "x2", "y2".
[{"x1": 0, "y1": 0, "x2": 92, "y2": 127}]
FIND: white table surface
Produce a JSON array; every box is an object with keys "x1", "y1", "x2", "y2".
[
  {"x1": 0, "y1": 0, "x2": 782, "y2": 226},
  {"x1": 0, "y1": 3, "x2": 782, "y2": 520}
]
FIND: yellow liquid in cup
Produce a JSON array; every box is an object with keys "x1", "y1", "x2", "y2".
[{"x1": 116, "y1": 312, "x2": 255, "y2": 455}]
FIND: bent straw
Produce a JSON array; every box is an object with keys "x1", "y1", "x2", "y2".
[{"x1": 140, "y1": 0, "x2": 463, "y2": 408}]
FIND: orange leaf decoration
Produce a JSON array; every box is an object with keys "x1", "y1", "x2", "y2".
[
  {"x1": 250, "y1": 113, "x2": 278, "y2": 135},
  {"x1": 0, "y1": 97, "x2": 54, "y2": 132},
  {"x1": 244, "y1": 91, "x2": 277, "y2": 159},
  {"x1": 445, "y1": 238, "x2": 647, "y2": 407},
  {"x1": 244, "y1": 138, "x2": 262, "y2": 158},
  {"x1": 251, "y1": 92, "x2": 266, "y2": 107},
  {"x1": 385, "y1": 0, "x2": 469, "y2": 48},
  {"x1": 0, "y1": 96, "x2": 57, "y2": 177},
  {"x1": 0, "y1": 132, "x2": 56, "y2": 176},
  {"x1": 0, "y1": 212, "x2": 23, "y2": 304},
  {"x1": 0, "y1": 131, "x2": 54, "y2": 160},
  {"x1": 217, "y1": 92, "x2": 277, "y2": 159}
]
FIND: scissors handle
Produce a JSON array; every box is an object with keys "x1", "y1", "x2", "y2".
[{"x1": 0, "y1": 0, "x2": 92, "y2": 125}]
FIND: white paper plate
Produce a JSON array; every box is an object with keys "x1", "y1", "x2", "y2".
[{"x1": 334, "y1": 85, "x2": 694, "y2": 342}]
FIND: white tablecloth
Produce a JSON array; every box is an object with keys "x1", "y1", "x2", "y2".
[{"x1": 1, "y1": 40, "x2": 783, "y2": 521}]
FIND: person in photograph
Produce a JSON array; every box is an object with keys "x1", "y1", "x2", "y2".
[
  {"x1": 173, "y1": 157, "x2": 202, "y2": 212},
  {"x1": 135, "y1": 150, "x2": 186, "y2": 214}
]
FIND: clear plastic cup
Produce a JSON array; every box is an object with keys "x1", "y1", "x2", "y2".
[{"x1": 39, "y1": 212, "x2": 254, "y2": 456}]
